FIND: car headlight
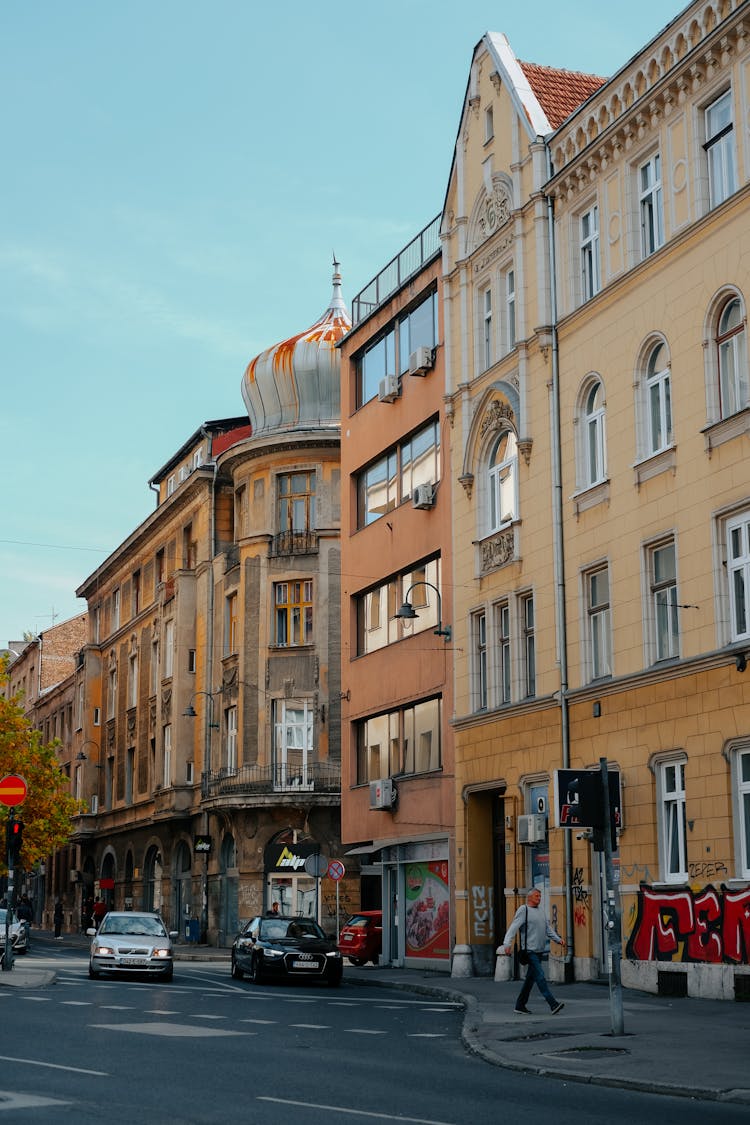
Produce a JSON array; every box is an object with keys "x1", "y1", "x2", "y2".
[
  {"x1": 326, "y1": 951, "x2": 343, "y2": 959},
  {"x1": 153, "y1": 947, "x2": 171, "y2": 958},
  {"x1": 94, "y1": 945, "x2": 114, "y2": 956},
  {"x1": 262, "y1": 948, "x2": 284, "y2": 959}
]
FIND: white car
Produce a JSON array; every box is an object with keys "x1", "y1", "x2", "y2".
[
  {"x1": 88, "y1": 911, "x2": 177, "y2": 981},
  {"x1": 0, "y1": 908, "x2": 28, "y2": 955}
]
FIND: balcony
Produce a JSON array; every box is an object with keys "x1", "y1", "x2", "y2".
[
  {"x1": 269, "y1": 530, "x2": 319, "y2": 557},
  {"x1": 203, "y1": 761, "x2": 340, "y2": 799},
  {"x1": 351, "y1": 215, "x2": 441, "y2": 326}
]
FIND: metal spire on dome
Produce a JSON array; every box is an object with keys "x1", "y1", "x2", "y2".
[{"x1": 327, "y1": 252, "x2": 347, "y2": 316}]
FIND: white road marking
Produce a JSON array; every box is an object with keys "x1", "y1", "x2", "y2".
[
  {"x1": 258, "y1": 1095, "x2": 456, "y2": 1123},
  {"x1": 346, "y1": 1029, "x2": 387, "y2": 1035},
  {"x1": 240, "y1": 1018, "x2": 277, "y2": 1024},
  {"x1": 191, "y1": 1013, "x2": 226, "y2": 1019},
  {"x1": 0, "y1": 1090, "x2": 71, "y2": 1110},
  {"x1": 91, "y1": 1021, "x2": 252, "y2": 1038},
  {"x1": 21, "y1": 997, "x2": 51, "y2": 1002},
  {"x1": 0, "y1": 1055, "x2": 107, "y2": 1076},
  {"x1": 408, "y1": 1033, "x2": 446, "y2": 1038},
  {"x1": 290, "y1": 1023, "x2": 330, "y2": 1029},
  {"x1": 60, "y1": 1000, "x2": 91, "y2": 1006}
]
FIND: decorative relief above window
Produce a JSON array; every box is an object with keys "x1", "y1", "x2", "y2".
[{"x1": 478, "y1": 182, "x2": 512, "y2": 241}]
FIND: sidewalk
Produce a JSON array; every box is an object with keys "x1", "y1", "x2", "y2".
[{"x1": 5, "y1": 932, "x2": 750, "y2": 1105}]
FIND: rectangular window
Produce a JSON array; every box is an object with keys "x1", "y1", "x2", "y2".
[
  {"x1": 192, "y1": 446, "x2": 204, "y2": 469},
  {"x1": 357, "y1": 451, "x2": 398, "y2": 527},
  {"x1": 482, "y1": 286, "x2": 493, "y2": 369},
  {"x1": 132, "y1": 569, "x2": 141, "y2": 616},
  {"x1": 91, "y1": 605, "x2": 100, "y2": 644},
  {"x1": 112, "y1": 588, "x2": 120, "y2": 632},
  {"x1": 484, "y1": 105, "x2": 494, "y2": 142},
  {"x1": 658, "y1": 758, "x2": 687, "y2": 882},
  {"x1": 505, "y1": 268, "x2": 516, "y2": 352},
  {"x1": 356, "y1": 326, "x2": 396, "y2": 407},
  {"x1": 186, "y1": 762, "x2": 194, "y2": 784},
  {"x1": 225, "y1": 593, "x2": 238, "y2": 654},
  {"x1": 397, "y1": 290, "x2": 438, "y2": 375},
  {"x1": 580, "y1": 205, "x2": 601, "y2": 301},
  {"x1": 357, "y1": 558, "x2": 441, "y2": 655},
  {"x1": 164, "y1": 619, "x2": 174, "y2": 678},
  {"x1": 399, "y1": 420, "x2": 440, "y2": 503},
  {"x1": 473, "y1": 611, "x2": 487, "y2": 712},
  {"x1": 356, "y1": 419, "x2": 441, "y2": 528},
  {"x1": 125, "y1": 747, "x2": 135, "y2": 804},
  {"x1": 155, "y1": 548, "x2": 165, "y2": 592},
  {"x1": 188, "y1": 648, "x2": 196, "y2": 674},
  {"x1": 587, "y1": 566, "x2": 611, "y2": 679},
  {"x1": 163, "y1": 724, "x2": 172, "y2": 789},
  {"x1": 727, "y1": 511, "x2": 750, "y2": 642},
  {"x1": 107, "y1": 665, "x2": 117, "y2": 720},
  {"x1": 166, "y1": 474, "x2": 176, "y2": 497},
  {"x1": 522, "y1": 594, "x2": 535, "y2": 698},
  {"x1": 226, "y1": 706, "x2": 238, "y2": 774},
  {"x1": 150, "y1": 638, "x2": 159, "y2": 695},
  {"x1": 278, "y1": 471, "x2": 316, "y2": 534},
  {"x1": 496, "y1": 601, "x2": 511, "y2": 704},
  {"x1": 76, "y1": 682, "x2": 84, "y2": 730},
  {"x1": 273, "y1": 699, "x2": 313, "y2": 790},
  {"x1": 650, "y1": 540, "x2": 679, "y2": 661},
  {"x1": 705, "y1": 90, "x2": 736, "y2": 208},
  {"x1": 128, "y1": 652, "x2": 138, "y2": 709},
  {"x1": 356, "y1": 697, "x2": 441, "y2": 784},
  {"x1": 736, "y1": 748, "x2": 750, "y2": 877},
  {"x1": 183, "y1": 522, "x2": 196, "y2": 568},
  {"x1": 274, "y1": 581, "x2": 313, "y2": 646},
  {"x1": 639, "y1": 153, "x2": 664, "y2": 257}
]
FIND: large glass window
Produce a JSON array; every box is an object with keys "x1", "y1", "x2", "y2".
[
  {"x1": 727, "y1": 511, "x2": 750, "y2": 642},
  {"x1": 357, "y1": 419, "x2": 440, "y2": 528},
  {"x1": 580, "y1": 205, "x2": 600, "y2": 301},
  {"x1": 716, "y1": 297, "x2": 748, "y2": 418},
  {"x1": 278, "y1": 471, "x2": 316, "y2": 533},
  {"x1": 650, "y1": 540, "x2": 679, "y2": 662},
  {"x1": 399, "y1": 420, "x2": 440, "y2": 503},
  {"x1": 658, "y1": 758, "x2": 687, "y2": 882},
  {"x1": 735, "y1": 747, "x2": 750, "y2": 878},
  {"x1": 225, "y1": 706, "x2": 238, "y2": 774},
  {"x1": 356, "y1": 290, "x2": 437, "y2": 405},
  {"x1": 705, "y1": 91, "x2": 736, "y2": 208},
  {"x1": 646, "y1": 342, "x2": 672, "y2": 454},
  {"x1": 356, "y1": 697, "x2": 441, "y2": 783},
  {"x1": 587, "y1": 566, "x2": 611, "y2": 680},
  {"x1": 488, "y1": 430, "x2": 518, "y2": 532},
  {"x1": 582, "y1": 379, "x2": 606, "y2": 487},
  {"x1": 639, "y1": 153, "x2": 664, "y2": 257},
  {"x1": 357, "y1": 558, "x2": 441, "y2": 654},
  {"x1": 273, "y1": 699, "x2": 313, "y2": 790},
  {"x1": 274, "y1": 581, "x2": 313, "y2": 646}
]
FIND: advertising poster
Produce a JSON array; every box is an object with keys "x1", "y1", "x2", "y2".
[{"x1": 404, "y1": 860, "x2": 450, "y2": 960}]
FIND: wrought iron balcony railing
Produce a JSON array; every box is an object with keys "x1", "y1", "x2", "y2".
[
  {"x1": 203, "y1": 760, "x2": 340, "y2": 799},
  {"x1": 269, "y1": 530, "x2": 319, "y2": 557}
]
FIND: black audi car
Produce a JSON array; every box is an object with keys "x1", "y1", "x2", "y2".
[{"x1": 231, "y1": 915, "x2": 343, "y2": 987}]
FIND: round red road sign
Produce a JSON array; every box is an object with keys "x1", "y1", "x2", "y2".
[
  {"x1": 327, "y1": 859, "x2": 345, "y2": 882},
  {"x1": 0, "y1": 774, "x2": 28, "y2": 807}
]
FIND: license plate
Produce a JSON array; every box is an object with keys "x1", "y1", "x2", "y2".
[
  {"x1": 343, "y1": 934, "x2": 353, "y2": 941},
  {"x1": 292, "y1": 960, "x2": 317, "y2": 969},
  {"x1": 121, "y1": 957, "x2": 149, "y2": 966}
]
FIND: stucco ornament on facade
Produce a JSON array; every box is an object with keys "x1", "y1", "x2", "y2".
[{"x1": 476, "y1": 181, "x2": 512, "y2": 245}]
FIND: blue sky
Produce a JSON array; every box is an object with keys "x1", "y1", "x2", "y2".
[{"x1": 2, "y1": 0, "x2": 682, "y2": 645}]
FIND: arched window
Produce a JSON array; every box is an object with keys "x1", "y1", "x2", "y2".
[
  {"x1": 717, "y1": 296, "x2": 748, "y2": 418},
  {"x1": 645, "y1": 341, "x2": 672, "y2": 454},
  {"x1": 488, "y1": 430, "x2": 518, "y2": 532},
  {"x1": 580, "y1": 378, "x2": 606, "y2": 487}
]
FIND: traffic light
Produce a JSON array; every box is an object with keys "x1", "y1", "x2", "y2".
[{"x1": 5, "y1": 816, "x2": 23, "y2": 864}]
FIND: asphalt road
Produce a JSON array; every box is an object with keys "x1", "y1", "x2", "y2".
[{"x1": 1, "y1": 948, "x2": 748, "y2": 1124}]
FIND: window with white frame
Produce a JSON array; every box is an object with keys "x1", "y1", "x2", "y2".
[
  {"x1": 273, "y1": 699, "x2": 313, "y2": 790},
  {"x1": 355, "y1": 697, "x2": 441, "y2": 783},
  {"x1": 128, "y1": 651, "x2": 138, "y2": 709},
  {"x1": 484, "y1": 105, "x2": 494, "y2": 143},
  {"x1": 356, "y1": 557, "x2": 441, "y2": 655},
  {"x1": 586, "y1": 566, "x2": 612, "y2": 680},
  {"x1": 164, "y1": 619, "x2": 174, "y2": 678},
  {"x1": 656, "y1": 756, "x2": 688, "y2": 882},
  {"x1": 648, "y1": 538, "x2": 679, "y2": 662},
  {"x1": 125, "y1": 747, "x2": 134, "y2": 804},
  {"x1": 726, "y1": 510, "x2": 750, "y2": 642},
  {"x1": 163, "y1": 723, "x2": 172, "y2": 788},
  {"x1": 644, "y1": 341, "x2": 672, "y2": 455},
  {"x1": 107, "y1": 664, "x2": 117, "y2": 720},
  {"x1": 522, "y1": 594, "x2": 536, "y2": 698},
  {"x1": 112, "y1": 587, "x2": 120, "y2": 632},
  {"x1": 76, "y1": 681, "x2": 84, "y2": 730},
  {"x1": 472, "y1": 611, "x2": 487, "y2": 712},
  {"x1": 580, "y1": 205, "x2": 600, "y2": 301},
  {"x1": 734, "y1": 745, "x2": 750, "y2": 878},
  {"x1": 704, "y1": 90, "x2": 736, "y2": 209},
  {"x1": 488, "y1": 430, "x2": 518, "y2": 532},
  {"x1": 225, "y1": 705, "x2": 238, "y2": 774},
  {"x1": 579, "y1": 377, "x2": 606, "y2": 488},
  {"x1": 495, "y1": 601, "x2": 511, "y2": 705},
  {"x1": 716, "y1": 296, "x2": 748, "y2": 418},
  {"x1": 481, "y1": 285, "x2": 493, "y2": 370},
  {"x1": 225, "y1": 592, "x2": 238, "y2": 654},
  {"x1": 150, "y1": 637, "x2": 159, "y2": 695},
  {"x1": 504, "y1": 267, "x2": 516, "y2": 353},
  {"x1": 639, "y1": 153, "x2": 664, "y2": 257}
]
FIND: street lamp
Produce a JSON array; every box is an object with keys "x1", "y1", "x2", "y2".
[
  {"x1": 183, "y1": 690, "x2": 223, "y2": 946},
  {"x1": 76, "y1": 740, "x2": 104, "y2": 766},
  {"x1": 183, "y1": 690, "x2": 221, "y2": 728},
  {"x1": 394, "y1": 581, "x2": 451, "y2": 642}
]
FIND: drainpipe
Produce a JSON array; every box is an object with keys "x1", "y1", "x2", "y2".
[
  {"x1": 545, "y1": 148, "x2": 574, "y2": 976},
  {"x1": 200, "y1": 454, "x2": 218, "y2": 944}
]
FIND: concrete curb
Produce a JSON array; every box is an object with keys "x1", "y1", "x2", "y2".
[{"x1": 0, "y1": 968, "x2": 57, "y2": 989}]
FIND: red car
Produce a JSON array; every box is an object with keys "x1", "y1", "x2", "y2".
[{"x1": 337, "y1": 910, "x2": 382, "y2": 966}]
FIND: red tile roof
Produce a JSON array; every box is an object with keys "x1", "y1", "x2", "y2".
[{"x1": 519, "y1": 61, "x2": 606, "y2": 130}]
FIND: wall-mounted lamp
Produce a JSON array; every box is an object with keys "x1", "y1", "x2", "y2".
[
  {"x1": 183, "y1": 689, "x2": 221, "y2": 728},
  {"x1": 394, "y1": 581, "x2": 451, "y2": 642},
  {"x1": 735, "y1": 652, "x2": 747, "y2": 673},
  {"x1": 76, "y1": 740, "x2": 104, "y2": 768}
]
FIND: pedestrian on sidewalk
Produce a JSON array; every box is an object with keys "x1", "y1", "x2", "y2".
[
  {"x1": 53, "y1": 898, "x2": 64, "y2": 939},
  {"x1": 499, "y1": 888, "x2": 566, "y2": 1015}
]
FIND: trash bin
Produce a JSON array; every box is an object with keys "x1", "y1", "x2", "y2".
[{"x1": 186, "y1": 918, "x2": 200, "y2": 943}]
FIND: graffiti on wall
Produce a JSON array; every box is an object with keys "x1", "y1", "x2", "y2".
[
  {"x1": 471, "y1": 884, "x2": 493, "y2": 940},
  {"x1": 572, "y1": 867, "x2": 590, "y2": 929},
  {"x1": 625, "y1": 884, "x2": 750, "y2": 964}
]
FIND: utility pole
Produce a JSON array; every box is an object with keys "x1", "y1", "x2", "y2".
[{"x1": 599, "y1": 757, "x2": 624, "y2": 1036}]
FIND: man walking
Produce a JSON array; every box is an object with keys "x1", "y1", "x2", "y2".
[{"x1": 500, "y1": 888, "x2": 566, "y2": 1015}]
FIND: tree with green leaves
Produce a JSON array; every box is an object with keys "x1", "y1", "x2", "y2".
[{"x1": 1, "y1": 658, "x2": 82, "y2": 873}]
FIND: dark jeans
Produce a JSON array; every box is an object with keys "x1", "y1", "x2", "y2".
[{"x1": 516, "y1": 952, "x2": 557, "y2": 1009}]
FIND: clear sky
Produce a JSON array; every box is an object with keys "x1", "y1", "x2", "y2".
[{"x1": 2, "y1": 0, "x2": 683, "y2": 646}]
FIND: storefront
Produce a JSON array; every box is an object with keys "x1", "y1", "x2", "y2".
[{"x1": 379, "y1": 838, "x2": 451, "y2": 970}]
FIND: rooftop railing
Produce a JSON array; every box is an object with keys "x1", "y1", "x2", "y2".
[{"x1": 350, "y1": 215, "x2": 441, "y2": 327}]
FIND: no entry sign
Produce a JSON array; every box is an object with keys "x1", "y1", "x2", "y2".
[{"x1": 0, "y1": 774, "x2": 27, "y2": 807}]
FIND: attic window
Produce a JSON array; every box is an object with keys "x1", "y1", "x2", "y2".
[{"x1": 484, "y1": 106, "x2": 494, "y2": 143}]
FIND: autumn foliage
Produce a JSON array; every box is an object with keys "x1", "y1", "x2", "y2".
[{"x1": 1, "y1": 658, "x2": 82, "y2": 872}]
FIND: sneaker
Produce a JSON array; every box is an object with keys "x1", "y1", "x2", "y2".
[
  {"x1": 514, "y1": 1005, "x2": 531, "y2": 1014},
  {"x1": 550, "y1": 1001, "x2": 564, "y2": 1014}
]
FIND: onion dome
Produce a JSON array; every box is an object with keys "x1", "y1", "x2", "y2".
[{"x1": 241, "y1": 259, "x2": 351, "y2": 437}]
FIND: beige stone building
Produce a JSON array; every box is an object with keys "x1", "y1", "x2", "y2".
[{"x1": 444, "y1": 0, "x2": 750, "y2": 998}]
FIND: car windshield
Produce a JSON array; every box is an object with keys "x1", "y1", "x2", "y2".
[
  {"x1": 345, "y1": 916, "x2": 370, "y2": 929},
  {"x1": 99, "y1": 915, "x2": 167, "y2": 938},
  {"x1": 261, "y1": 919, "x2": 324, "y2": 941}
]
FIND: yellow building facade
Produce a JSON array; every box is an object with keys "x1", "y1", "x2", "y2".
[{"x1": 445, "y1": 1, "x2": 750, "y2": 997}]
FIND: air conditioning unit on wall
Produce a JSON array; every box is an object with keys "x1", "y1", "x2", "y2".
[
  {"x1": 409, "y1": 345, "x2": 434, "y2": 376},
  {"x1": 517, "y1": 813, "x2": 547, "y2": 845},
  {"x1": 369, "y1": 778, "x2": 397, "y2": 810},
  {"x1": 378, "y1": 374, "x2": 400, "y2": 403},
  {"x1": 412, "y1": 484, "x2": 435, "y2": 509}
]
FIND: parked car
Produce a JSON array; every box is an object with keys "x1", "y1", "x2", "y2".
[
  {"x1": 87, "y1": 911, "x2": 177, "y2": 981},
  {"x1": 337, "y1": 910, "x2": 382, "y2": 966},
  {"x1": 0, "y1": 908, "x2": 28, "y2": 955},
  {"x1": 231, "y1": 915, "x2": 343, "y2": 987}
]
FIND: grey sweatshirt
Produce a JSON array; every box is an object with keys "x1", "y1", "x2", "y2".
[{"x1": 502, "y1": 902, "x2": 563, "y2": 953}]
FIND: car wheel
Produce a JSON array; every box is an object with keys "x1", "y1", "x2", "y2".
[
  {"x1": 371, "y1": 954, "x2": 379, "y2": 965},
  {"x1": 231, "y1": 955, "x2": 244, "y2": 980},
  {"x1": 160, "y1": 966, "x2": 173, "y2": 983},
  {"x1": 249, "y1": 955, "x2": 264, "y2": 984},
  {"x1": 349, "y1": 957, "x2": 366, "y2": 967},
  {"x1": 88, "y1": 964, "x2": 100, "y2": 979},
  {"x1": 327, "y1": 973, "x2": 342, "y2": 988}
]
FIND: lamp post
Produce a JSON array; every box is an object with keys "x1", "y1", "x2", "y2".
[
  {"x1": 394, "y1": 581, "x2": 451, "y2": 641},
  {"x1": 183, "y1": 690, "x2": 222, "y2": 944}
]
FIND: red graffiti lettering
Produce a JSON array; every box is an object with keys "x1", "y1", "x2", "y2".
[
  {"x1": 626, "y1": 885, "x2": 750, "y2": 964},
  {"x1": 722, "y1": 889, "x2": 750, "y2": 964},
  {"x1": 685, "y1": 888, "x2": 722, "y2": 962}
]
